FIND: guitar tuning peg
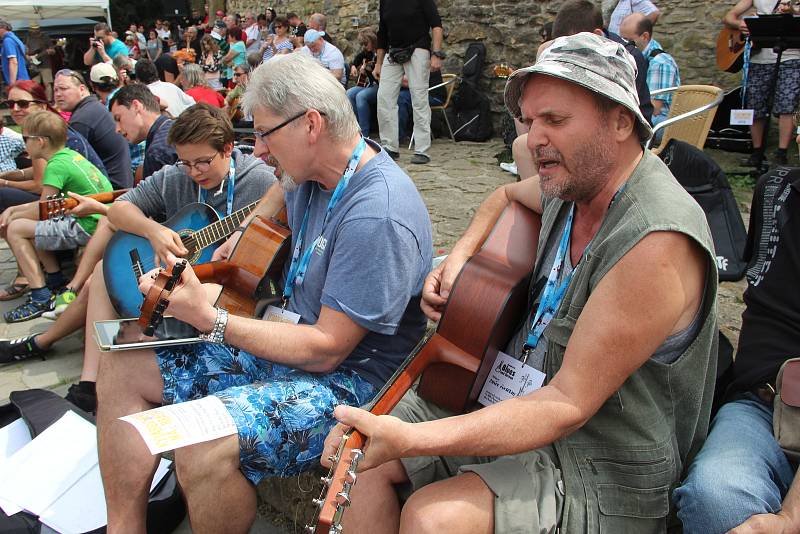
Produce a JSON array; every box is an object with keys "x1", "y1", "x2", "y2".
[
  {"x1": 320, "y1": 476, "x2": 331, "y2": 486},
  {"x1": 312, "y1": 497, "x2": 324, "y2": 507},
  {"x1": 327, "y1": 454, "x2": 336, "y2": 464},
  {"x1": 330, "y1": 525, "x2": 343, "y2": 534},
  {"x1": 335, "y1": 491, "x2": 351, "y2": 506},
  {"x1": 303, "y1": 526, "x2": 315, "y2": 534},
  {"x1": 345, "y1": 470, "x2": 357, "y2": 484},
  {"x1": 351, "y1": 449, "x2": 364, "y2": 461}
]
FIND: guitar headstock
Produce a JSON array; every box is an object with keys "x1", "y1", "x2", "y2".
[
  {"x1": 137, "y1": 260, "x2": 187, "y2": 336},
  {"x1": 306, "y1": 431, "x2": 365, "y2": 534},
  {"x1": 38, "y1": 192, "x2": 75, "y2": 220}
]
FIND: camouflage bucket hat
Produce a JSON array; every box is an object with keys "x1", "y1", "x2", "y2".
[{"x1": 504, "y1": 32, "x2": 653, "y2": 142}]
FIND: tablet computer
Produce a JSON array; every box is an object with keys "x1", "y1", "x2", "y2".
[{"x1": 94, "y1": 317, "x2": 202, "y2": 351}]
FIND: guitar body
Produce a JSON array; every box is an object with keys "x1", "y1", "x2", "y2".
[
  {"x1": 104, "y1": 202, "x2": 220, "y2": 318},
  {"x1": 716, "y1": 27, "x2": 746, "y2": 73},
  {"x1": 310, "y1": 202, "x2": 541, "y2": 533}
]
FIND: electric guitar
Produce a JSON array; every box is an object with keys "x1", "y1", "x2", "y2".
[
  {"x1": 103, "y1": 200, "x2": 262, "y2": 318},
  {"x1": 307, "y1": 202, "x2": 541, "y2": 533},
  {"x1": 38, "y1": 190, "x2": 129, "y2": 220},
  {"x1": 716, "y1": 27, "x2": 746, "y2": 73},
  {"x1": 138, "y1": 213, "x2": 292, "y2": 333}
]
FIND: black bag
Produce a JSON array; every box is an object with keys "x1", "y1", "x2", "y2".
[
  {"x1": 449, "y1": 98, "x2": 493, "y2": 142},
  {"x1": 388, "y1": 46, "x2": 414, "y2": 65},
  {"x1": 447, "y1": 42, "x2": 492, "y2": 142},
  {"x1": 0, "y1": 389, "x2": 186, "y2": 534},
  {"x1": 658, "y1": 139, "x2": 748, "y2": 281}
]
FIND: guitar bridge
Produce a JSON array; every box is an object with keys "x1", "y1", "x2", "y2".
[{"x1": 130, "y1": 249, "x2": 144, "y2": 280}]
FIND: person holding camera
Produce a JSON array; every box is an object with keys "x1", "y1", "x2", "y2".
[
  {"x1": 83, "y1": 23, "x2": 128, "y2": 67},
  {"x1": 375, "y1": 0, "x2": 444, "y2": 164}
]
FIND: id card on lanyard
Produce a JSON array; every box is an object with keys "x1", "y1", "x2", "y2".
[
  {"x1": 282, "y1": 137, "x2": 367, "y2": 306},
  {"x1": 198, "y1": 157, "x2": 236, "y2": 217}
]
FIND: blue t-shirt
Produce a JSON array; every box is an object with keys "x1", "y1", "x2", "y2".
[
  {"x1": 1, "y1": 32, "x2": 29, "y2": 82},
  {"x1": 95, "y1": 37, "x2": 128, "y2": 63},
  {"x1": 283, "y1": 140, "x2": 433, "y2": 387}
]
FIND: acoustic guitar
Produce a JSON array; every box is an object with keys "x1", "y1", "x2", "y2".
[
  {"x1": 103, "y1": 200, "x2": 264, "y2": 318},
  {"x1": 307, "y1": 202, "x2": 541, "y2": 533},
  {"x1": 38, "y1": 190, "x2": 129, "y2": 220},
  {"x1": 139, "y1": 213, "x2": 292, "y2": 334},
  {"x1": 716, "y1": 27, "x2": 747, "y2": 73}
]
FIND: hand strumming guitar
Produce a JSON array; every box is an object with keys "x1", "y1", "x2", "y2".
[
  {"x1": 138, "y1": 254, "x2": 217, "y2": 332},
  {"x1": 145, "y1": 225, "x2": 189, "y2": 268},
  {"x1": 420, "y1": 251, "x2": 470, "y2": 321}
]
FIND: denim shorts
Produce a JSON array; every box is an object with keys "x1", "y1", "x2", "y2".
[
  {"x1": 34, "y1": 216, "x2": 91, "y2": 250},
  {"x1": 155, "y1": 342, "x2": 376, "y2": 484}
]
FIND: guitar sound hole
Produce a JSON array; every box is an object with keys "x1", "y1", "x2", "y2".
[{"x1": 178, "y1": 230, "x2": 201, "y2": 264}]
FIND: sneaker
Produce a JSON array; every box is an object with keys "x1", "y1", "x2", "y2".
[
  {"x1": 774, "y1": 151, "x2": 788, "y2": 166},
  {"x1": 3, "y1": 294, "x2": 54, "y2": 323},
  {"x1": 500, "y1": 161, "x2": 519, "y2": 175},
  {"x1": 741, "y1": 152, "x2": 765, "y2": 168},
  {"x1": 43, "y1": 288, "x2": 76, "y2": 320},
  {"x1": 65, "y1": 382, "x2": 97, "y2": 413},
  {"x1": 411, "y1": 153, "x2": 430, "y2": 164},
  {"x1": 0, "y1": 335, "x2": 47, "y2": 364},
  {"x1": 383, "y1": 147, "x2": 400, "y2": 160}
]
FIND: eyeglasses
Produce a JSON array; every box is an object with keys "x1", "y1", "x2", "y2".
[
  {"x1": 177, "y1": 152, "x2": 220, "y2": 173},
  {"x1": 254, "y1": 110, "x2": 326, "y2": 144},
  {"x1": 22, "y1": 134, "x2": 49, "y2": 143},
  {"x1": 55, "y1": 69, "x2": 86, "y2": 86},
  {"x1": 233, "y1": 71, "x2": 247, "y2": 78},
  {"x1": 2, "y1": 99, "x2": 45, "y2": 109}
]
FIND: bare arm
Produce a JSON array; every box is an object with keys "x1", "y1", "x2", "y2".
[
  {"x1": 331, "y1": 230, "x2": 708, "y2": 469},
  {"x1": 107, "y1": 200, "x2": 188, "y2": 265},
  {"x1": 8, "y1": 57, "x2": 17, "y2": 84},
  {"x1": 724, "y1": 0, "x2": 755, "y2": 32},
  {"x1": 729, "y1": 469, "x2": 800, "y2": 533},
  {"x1": 83, "y1": 39, "x2": 96, "y2": 66}
]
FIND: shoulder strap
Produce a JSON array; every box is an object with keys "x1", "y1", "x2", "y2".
[{"x1": 648, "y1": 48, "x2": 665, "y2": 59}]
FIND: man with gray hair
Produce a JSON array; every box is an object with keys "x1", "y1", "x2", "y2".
[
  {"x1": 323, "y1": 32, "x2": 718, "y2": 533},
  {"x1": 308, "y1": 12, "x2": 334, "y2": 44},
  {"x1": 96, "y1": 52, "x2": 433, "y2": 532}
]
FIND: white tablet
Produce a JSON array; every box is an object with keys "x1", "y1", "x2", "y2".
[{"x1": 94, "y1": 317, "x2": 202, "y2": 351}]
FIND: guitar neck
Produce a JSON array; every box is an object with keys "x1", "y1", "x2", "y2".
[
  {"x1": 189, "y1": 201, "x2": 259, "y2": 250},
  {"x1": 38, "y1": 189, "x2": 129, "y2": 220}
]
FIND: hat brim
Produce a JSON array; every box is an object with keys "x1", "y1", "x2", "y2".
[{"x1": 504, "y1": 62, "x2": 653, "y2": 143}]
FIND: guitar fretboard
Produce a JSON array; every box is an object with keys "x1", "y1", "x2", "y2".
[{"x1": 187, "y1": 201, "x2": 259, "y2": 250}]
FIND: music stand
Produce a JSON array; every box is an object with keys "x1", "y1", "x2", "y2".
[{"x1": 743, "y1": 14, "x2": 800, "y2": 174}]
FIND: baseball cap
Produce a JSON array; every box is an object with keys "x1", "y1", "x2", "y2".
[
  {"x1": 214, "y1": 20, "x2": 226, "y2": 29},
  {"x1": 503, "y1": 32, "x2": 652, "y2": 142},
  {"x1": 90, "y1": 62, "x2": 119, "y2": 84},
  {"x1": 304, "y1": 29, "x2": 325, "y2": 44}
]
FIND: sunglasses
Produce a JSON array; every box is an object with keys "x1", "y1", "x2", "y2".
[
  {"x1": 55, "y1": 69, "x2": 86, "y2": 85},
  {"x1": 22, "y1": 134, "x2": 49, "y2": 143},
  {"x1": 2, "y1": 99, "x2": 45, "y2": 109}
]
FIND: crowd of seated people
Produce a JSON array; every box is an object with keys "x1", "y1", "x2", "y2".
[{"x1": 0, "y1": 2, "x2": 797, "y2": 532}]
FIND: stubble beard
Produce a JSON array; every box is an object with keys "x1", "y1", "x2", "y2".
[{"x1": 280, "y1": 173, "x2": 298, "y2": 192}]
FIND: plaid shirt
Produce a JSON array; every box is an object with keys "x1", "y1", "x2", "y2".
[
  {"x1": 0, "y1": 134, "x2": 25, "y2": 173},
  {"x1": 643, "y1": 39, "x2": 680, "y2": 123}
]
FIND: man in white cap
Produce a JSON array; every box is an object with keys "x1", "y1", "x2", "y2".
[
  {"x1": 322, "y1": 31, "x2": 718, "y2": 533},
  {"x1": 300, "y1": 29, "x2": 345, "y2": 85},
  {"x1": 89, "y1": 62, "x2": 120, "y2": 105}
]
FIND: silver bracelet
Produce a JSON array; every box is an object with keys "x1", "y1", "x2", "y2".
[{"x1": 198, "y1": 306, "x2": 229, "y2": 344}]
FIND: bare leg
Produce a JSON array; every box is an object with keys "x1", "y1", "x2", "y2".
[
  {"x1": 174, "y1": 435, "x2": 256, "y2": 534},
  {"x1": 82, "y1": 262, "x2": 118, "y2": 382},
  {"x1": 35, "y1": 247, "x2": 59, "y2": 276},
  {"x1": 96, "y1": 342, "x2": 164, "y2": 533},
  {"x1": 67, "y1": 218, "x2": 116, "y2": 291},
  {"x1": 778, "y1": 114, "x2": 795, "y2": 149},
  {"x1": 750, "y1": 117, "x2": 766, "y2": 149},
  {"x1": 512, "y1": 133, "x2": 538, "y2": 181},
  {"x1": 6, "y1": 219, "x2": 45, "y2": 288},
  {"x1": 342, "y1": 460, "x2": 409, "y2": 534},
  {"x1": 399, "y1": 473, "x2": 494, "y2": 534}
]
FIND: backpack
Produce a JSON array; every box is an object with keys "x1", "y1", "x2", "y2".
[
  {"x1": 0, "y1": 389, "x2": 186, "y2": 534},
  {"x1": 447, "y1": 42, "x2": 492, "y2": 142},
  {"x1": 658, "y1": 139, "x2": 748, "y2": 282}
]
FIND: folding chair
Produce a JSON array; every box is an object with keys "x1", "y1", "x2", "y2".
[
  {"x1": 646, "y1": 85, "x2": 724, "y2": 155},
  {"x1": 408, "y1": 74, "x2": 459, "y2": 149}
]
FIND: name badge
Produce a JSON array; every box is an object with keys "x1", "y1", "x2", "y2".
[
  {"x1": 263, "y1": 305, "x2": 301, "y2": 324},
  {"x1": 730, "y1": 109, "x2": 755, "y2": 126},
  {"x1": 315, "y1": 236, "x2": 328, "y2": 256},
  {"x1": 478, "y1": 351, "x2": 546, "y2": 407}
]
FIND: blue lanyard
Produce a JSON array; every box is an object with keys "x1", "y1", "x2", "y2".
[
  {"x1": 523, "y1": 204, "x2": 576, "y2": 356},
  {"x1": 199, "y1": 156, "x2": 236, "y2": 217},
  {"x1": 282, "y1": 137, "x2": 367, "y2": 303}
]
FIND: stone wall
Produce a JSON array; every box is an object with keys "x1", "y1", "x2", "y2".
[{"x1": 225, "y1": 0, "x2": 740, "y2": 128}]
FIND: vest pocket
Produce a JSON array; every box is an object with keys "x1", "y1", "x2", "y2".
[{"x1": 598, "y1": 483, "x2": 669, "y2": 533}]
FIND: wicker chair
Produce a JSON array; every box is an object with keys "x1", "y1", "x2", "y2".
[{"x1": 646, "y1": 85, "x2": 724, "y2": 155}]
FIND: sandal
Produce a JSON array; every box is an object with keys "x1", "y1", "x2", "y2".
[
  {"x1": 0, "y1": 281, "x2": 29, "y2": 301},
  {"x1": 4, "y1": 296, "x2": 53, "y2": 323}
]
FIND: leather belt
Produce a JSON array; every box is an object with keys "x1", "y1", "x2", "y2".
[{"x1": 755, "y1": 383, "x2": 776, "y2": 404}]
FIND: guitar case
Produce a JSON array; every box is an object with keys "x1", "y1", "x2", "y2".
[
  {"x1": 659, "y1": 139, "x2": 748, "y2": 282},
  {"x1": 0, "y1": 389, "x2": 186, "y2": 534},
  {"x1": 705, "y1": 87, "x2": 753, "y2": 153},
  {"x1": 447, "y1": 42, "x2": 493, "y2": 142}
]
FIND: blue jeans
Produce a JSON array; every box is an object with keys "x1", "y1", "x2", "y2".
[
  {"x1": 673, "y1": 393, "x2": 797, "y2": 534},
  {"x1": 347, "y1": 84, "x2": 379, "y2": 138},
  {"x1": 398, "y1": 89, "x2": 443, "y2": 141}
]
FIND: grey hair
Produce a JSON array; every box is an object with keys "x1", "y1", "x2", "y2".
[
  {"x1": 182, "y1": 63, "x2": 207, "y2": 87},
  {"x1": 0, "y1": 21, "x2": 12, "y2": 31},
  {"x1": 309, "y1": 13, "x2": 327, "y2": 30},
  {"x1": 112, "y1": 54, "x2": 134, "y2": 71},
  {"x1": 242, "y1": 53, "x2": 359, "y2": 142}
]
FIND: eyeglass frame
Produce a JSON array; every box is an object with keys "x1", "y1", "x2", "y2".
[
  {"x1": 2, "y1": 99, "x2": 46, "y2": 110},
  {"x1": 22, "y1": 134, "x2": 50, "y2": 143},
  {"x1": 176, "y1": 151, "x2": 221, "y2": 173},
  {"x1": 254, "y1": 110, "x2": 326, "y2": 144}
]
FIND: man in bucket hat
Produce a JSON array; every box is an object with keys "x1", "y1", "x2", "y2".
[{"x1": 322, "y1": 32, "x2": 718, "y2": 533}]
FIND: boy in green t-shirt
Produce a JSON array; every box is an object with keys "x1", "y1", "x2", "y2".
[{"x1": 0, "y1": 110, "x2": 112, "y2": 322}]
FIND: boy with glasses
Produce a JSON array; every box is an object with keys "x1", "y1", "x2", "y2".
[{"x1": 0, "y1": 110, "x2": 112, "y2": 322}]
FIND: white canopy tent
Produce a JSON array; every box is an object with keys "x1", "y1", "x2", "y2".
[{"x1": 0, "y1": 0, "x2": 110, "y2": 28}]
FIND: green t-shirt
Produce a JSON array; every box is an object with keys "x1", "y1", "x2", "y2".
[{"x1": 43, "y1": 147, "x2": 113, "y2": 235}]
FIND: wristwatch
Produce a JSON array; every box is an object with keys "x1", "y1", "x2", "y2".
[
  {"x1": 199, "y1": 306, "x2": 229, "y2": 344},
  {"x1": 432, "y1": 50, "x2": 446, "y2": 59}
]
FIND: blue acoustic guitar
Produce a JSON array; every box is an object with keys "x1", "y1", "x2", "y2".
[{"x1": 103, "y1": 201, "x2": 260, "y2": 318}]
